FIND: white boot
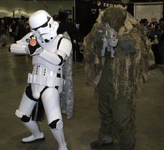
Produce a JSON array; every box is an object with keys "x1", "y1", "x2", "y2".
[
  {"x1": 22, "y1": 120, "x2": 45, "y2": 143},
  {"x1": 50, "y1": 128, "x2": 68, "y2": 150}
]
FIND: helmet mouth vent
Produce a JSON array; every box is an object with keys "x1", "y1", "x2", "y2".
[{"x1": 45, "y1": 39, "x2": 49, "y2": 43}]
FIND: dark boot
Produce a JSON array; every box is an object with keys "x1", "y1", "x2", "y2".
[
  {"x1": 119, "y1": 137, "x2": 136, "y2": 150},
  {"x1": 90, "y1": 134, "x2": 113, "y2": 149}
]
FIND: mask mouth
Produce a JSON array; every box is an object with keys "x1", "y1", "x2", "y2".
[
  {"x1": 45, "y1": 39, "x2": 49, "y2": 43},
  {"x1": 39, "y1": 33, "x2": 50, "y2": 43}
]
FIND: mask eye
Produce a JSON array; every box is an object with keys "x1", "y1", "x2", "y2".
[
  {"x1": 40, "y1": 21, "x2": 48, "y2": 28},
  {"x1": 32, "y1": 26, "x2": 39, "y2": 31},
  {"x1": 31, "y1": 17, "x2": 50, "y2": 31}
]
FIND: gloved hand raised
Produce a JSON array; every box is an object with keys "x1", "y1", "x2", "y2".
[{"x1": 28, "y1": 39, "x2": 43, "y2": 55}]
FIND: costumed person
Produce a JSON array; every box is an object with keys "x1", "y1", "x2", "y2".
[
  {"x1": 83, "y1": 7, "x2": 155, "y2": 150},
  {"x1": 9, "y1": 10, "x2": 73, "y2": 150}
]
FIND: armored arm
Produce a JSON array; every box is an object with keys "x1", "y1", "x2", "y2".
[
  {"x1": 39, "y1": 38, "x2": 72, "y2": 66},
  {"x1": 9, "y1": 44, "x2": 29, "y2": 55},
  {"x1": 9, "y1": 32, "x2": 33, "y2": 55}
]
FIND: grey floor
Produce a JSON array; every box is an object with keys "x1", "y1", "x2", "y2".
[{"x1": 0, "y1": 37, "x2": 164, "y2": 150}]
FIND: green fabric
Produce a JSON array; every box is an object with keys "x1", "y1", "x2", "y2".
[{"x1": 97, "y1": 52, "x2": 136, "y2": 140}]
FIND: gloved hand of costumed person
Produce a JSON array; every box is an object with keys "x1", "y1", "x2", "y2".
[{"x1": 28, "y1": 39, "x2": 43, "y2": 55}]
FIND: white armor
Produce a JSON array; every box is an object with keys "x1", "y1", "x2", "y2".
[{"x1": 10, "y1": 10, "x2": 72, "y2": 150}]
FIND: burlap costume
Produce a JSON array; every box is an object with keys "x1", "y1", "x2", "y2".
[{"x1": 83, "y1": 7, "x2": 154, "y2": 149}]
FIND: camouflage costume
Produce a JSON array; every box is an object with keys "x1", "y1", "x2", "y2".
[
  {"x1": 83, "y1": 7, "x2": 154, "y2": 149},
  {"x1": 60, "y1": 32, "x2": 74, "y2": 119},
  {"x1": 60, "y1": 44, "x2": 74, "y2": 119}
]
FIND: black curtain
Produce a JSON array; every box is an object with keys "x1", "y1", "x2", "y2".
[
  {"x1": 163, "y1": 2, "x2": 164, "y2": 18},
  {"x1": 127, "y1": 4, "x2": 134, "y2": 16},
  {"x1": 76, "y1": 1, "x2": 99, "y2": 37}
]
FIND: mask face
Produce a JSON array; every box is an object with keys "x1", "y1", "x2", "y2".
[
  {"x1": 31, "y1": 18, "x2": 51, "y2": 43},
  {"x1": 29, "y1": 10, "x2": 59, "y2": 44}
]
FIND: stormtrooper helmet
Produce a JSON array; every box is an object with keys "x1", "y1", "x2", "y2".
[{"x1": 29, "y1": 10, "x2": 59, "y2": 44}]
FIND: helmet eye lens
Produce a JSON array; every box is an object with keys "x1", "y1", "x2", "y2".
[{"x1": 31, "y1": 17, "x2": 50, "y2": 31}]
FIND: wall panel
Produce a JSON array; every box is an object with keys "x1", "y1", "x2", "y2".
[{"x1": 134, "y1": 2, "x2": 163, "y2": 23}]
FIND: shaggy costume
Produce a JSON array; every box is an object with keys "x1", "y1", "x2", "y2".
[{"x1": 83, "y1": 7, "x2": 154, "y2": 149}]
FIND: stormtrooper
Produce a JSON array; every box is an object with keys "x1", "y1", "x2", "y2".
[{"x1": 9, "y1": 10, "x2": 72, "y2": 150}]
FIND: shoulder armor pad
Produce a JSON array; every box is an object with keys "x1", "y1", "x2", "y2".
[{"x1": 58, "y1": 37, "x2": 72, "y2": 57}]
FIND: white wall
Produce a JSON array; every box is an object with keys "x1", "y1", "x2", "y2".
[
  {"x1": 0, "y1": 0, "x2": 74, "y2": 18},
  {"x1": 134, "y1": 2, "x2": 163, "y2": 23}
]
